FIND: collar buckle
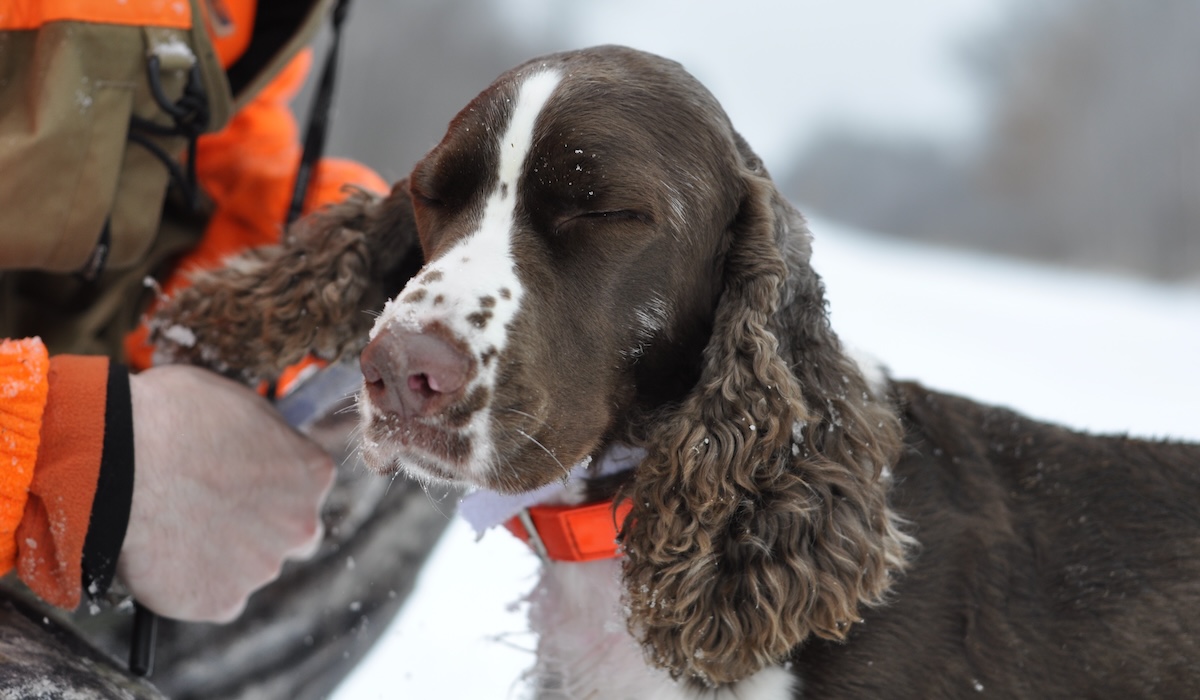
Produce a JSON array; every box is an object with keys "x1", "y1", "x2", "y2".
[{"x1": 515, "y1": 508, "x2": 550, "y2": 563}]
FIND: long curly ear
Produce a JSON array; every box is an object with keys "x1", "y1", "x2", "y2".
[
  {"x1": 150, "y1": 182, "x2": 422, "y2": 381},
  {"x1": 620, "y1": 150, "x2": 912, "y2": 686}
]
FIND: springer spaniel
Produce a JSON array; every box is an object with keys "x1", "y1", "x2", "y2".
[{"x1": 155, "y1": 46, "x2": 1200, "y2": 699}]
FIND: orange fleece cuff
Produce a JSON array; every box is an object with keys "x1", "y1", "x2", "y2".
[
  {"x1": 16, "y1": 355, "x2": 109, "y2": 609},
  {"x1": 0, "y1": 338, "x2": 51, "y2": 573}
]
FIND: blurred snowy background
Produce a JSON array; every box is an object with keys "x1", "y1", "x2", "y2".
[{"x1": 304, "y1": 0, "x2": 1200, "y2": 696}]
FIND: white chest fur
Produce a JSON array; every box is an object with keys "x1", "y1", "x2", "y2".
[{"x1": 525, "y1": 558, "x2": 796, "y2": 700}]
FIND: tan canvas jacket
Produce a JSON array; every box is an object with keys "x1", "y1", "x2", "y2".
[{"x1": 0, "y1": 0, "x2": 329, "y2": 357}]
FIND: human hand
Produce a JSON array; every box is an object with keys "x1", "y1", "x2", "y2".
[{"x1": 117, "y1": 365, "x2": 336, "y2": 622}]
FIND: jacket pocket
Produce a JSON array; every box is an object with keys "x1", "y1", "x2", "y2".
[{"x1": 0, "y1": 16, "x2": 228, "y2": 274}]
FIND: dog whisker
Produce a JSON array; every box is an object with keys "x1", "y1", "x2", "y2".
[
  {"x1": 417, "y1": 480, "x2": 453, "y2": 520},
  {"x1": 500, "y1": 406, "x2": 552, "y2": 431},
  {"x1": 514, "y1": 427, "x2": 567, "y2": 477}
]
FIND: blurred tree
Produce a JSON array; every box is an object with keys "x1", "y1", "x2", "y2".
[
  {"x1": 978, "y1": 0, "x2": 1200, "y2": 278},
  {"x1": 783, "y1": 0, "x2": 1200, "y2": 281}
]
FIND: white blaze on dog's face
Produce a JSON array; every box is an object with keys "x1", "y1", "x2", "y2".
[
  {"x1": 360, "y1": 70, "x2": 560, "y2": 488},
  {"x1": 358, "y1": 48, "x2": 747, "y2": 494}
]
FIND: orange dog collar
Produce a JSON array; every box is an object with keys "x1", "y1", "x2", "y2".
[{"x1": 504, "y1": 500, "x2": 632, "y2": 562}]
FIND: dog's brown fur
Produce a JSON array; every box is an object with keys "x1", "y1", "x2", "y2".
[
  {"x1": 618, "y1": 146, "x2": 911, "y2": 684},
  {"x1": 151, "y1": 184, "x2": 422, "y2": 380}
]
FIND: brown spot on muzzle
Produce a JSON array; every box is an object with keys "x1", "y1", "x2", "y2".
[
  {"x1": 467, "y1": 310, "x2": 493, "y2": 329},
  {"x1": 444, "y1": 385, "x2": 491, "y2": 428}
]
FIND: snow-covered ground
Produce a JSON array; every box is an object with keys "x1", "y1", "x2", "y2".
[{"x1": 331, "y1": 218, "x2": 1200, "y2": 699}]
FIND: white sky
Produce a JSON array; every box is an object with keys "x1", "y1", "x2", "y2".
[{"x1": 493, "y1": 0, "x2": 1007, "y2": 167}]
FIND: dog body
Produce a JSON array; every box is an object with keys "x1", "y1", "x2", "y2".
[
  {"x1": 155, "y1": 45, "x2": 1200, "y2": 699},
  {"x1": 802, "y1": 383, "x2": 1200, "y2": 698},
  {"x1": 465, "y1": 382, "x2": 1200, "y2": 699},
  {"x1": 355, "y1": 46, "x2": 1200, "y2": 699}
]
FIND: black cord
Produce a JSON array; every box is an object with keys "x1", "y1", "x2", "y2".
[
  {"x1": 129, "y1": 603, "x2": 158, "y2": 677},
  {"x1": 128, "y1": 58, "x2": 210, "y2": 214},
  {"x1": 286, "y1": 0, "x2": 353, "y2": 226}
]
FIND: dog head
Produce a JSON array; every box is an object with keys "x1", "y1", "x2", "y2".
[
  {"x1": 359, "y1": 45, "x2": 911, "y2": 686},
  {"x1": 358, "y1": 46, "x2": 747, "y2": 492}
]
